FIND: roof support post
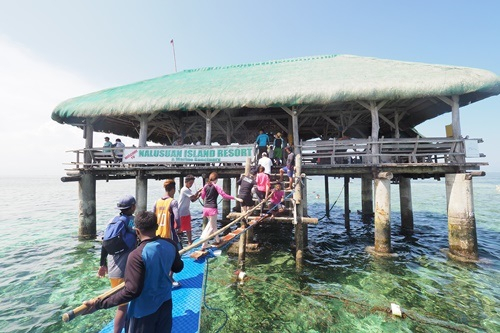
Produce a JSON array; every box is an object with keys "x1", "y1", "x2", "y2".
[
  {"x1": 394, "y1": 111, "x2": 400, "y2": 138},
  {"x1": 358, "y1": 100, "x2": 387, "y2": 164},
  {"x1": 451, "y1": 95, "x2": 461, "y2": 140},
  {"x1": 438, "y1": 95, "x2": 465, "y2": 164},
  {"x1": 196, "y1": 109, "x2": 221, "y2": 145},
  {"x1": 84, "y1": 118, "x2": 94, "y2": 166},
  {"x1": 282, "y1": 106, "x2": 307, "y2": 155},
  {"x1": 136, "y1": 114, "x2": 149, "y2": 213},
  {"x1": 138, "y1": 115, "x2": 149, "y2": 147}
]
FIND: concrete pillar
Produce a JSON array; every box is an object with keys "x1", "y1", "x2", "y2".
[
  {"x1": 344, "y1": 176, "x2": 350, "y2": 230},
  {"x1": 222, "y1": 178, "x2": 231, "y2": 219},
  {"x1": 374, "y1": 172, "x2": 393, "y2": 253},
  {"x1": 399, "y1": 177, "x2": 414, "y2": 234},
  {"x1": 78, "y1": 172, "x2": 96, "y2": 239},
  {"x1": 361, "y1": 174, "x2": 373, "y2": 222},
  {"x1": 445, "y1": 173, "x2": 478, "y2": 261},
  {"x1": 136, "y1": 116, "x2": 149, "y2": 213},
  {"x1": 135, "y1": 171, "x2": 148, "y2": 213}
]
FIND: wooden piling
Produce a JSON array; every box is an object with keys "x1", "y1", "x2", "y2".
[
  {"x1": 294, "y1": 154, "x2": 304, "y2": 271},
  {"x1": 324, "y1": 176, "x2": 330, "y2": 218},
  {"x1": 361, "y1": 174, "x2": 373, "y2": 222},
  {"x1": 222, "y1": 178, "x2": 231, "y2": 218},
  {"x1": 344, "y1": 176, "x2": 350, "y2": 230},
  {"x1": 399, "y1": 177, "x2": 414, "y2": 234},
  {"x1": 445, "y1": 173, "x2": 478, "y2": 261},
  {"x1": 243, "y1": 158, "x2": 254, "y2": 242}
]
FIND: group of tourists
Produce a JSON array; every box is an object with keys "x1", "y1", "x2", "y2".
[
  {"x1": 78, "y1": 129, "x2": 298, "y2": 332},
  {"x1": 254, "y1": 129, "x2": 288, "y2": 165},
  {"x1": 103, "y1": 136, "x2": 126, "y2": 162},
  {"x1": 80, "y1": 172, "x2": 246, "y2": 332}
]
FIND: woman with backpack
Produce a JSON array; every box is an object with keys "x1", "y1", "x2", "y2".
[
  {"x1": 200, "y1": 172, "x2": 243, "y2": 251},
  {"x1": 98, "y1": 194, "x2": 137, "y2": 333}
]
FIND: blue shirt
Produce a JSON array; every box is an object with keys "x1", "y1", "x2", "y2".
[{"x1": 255, "y1": 133, "x2": 269, "y2": 147}]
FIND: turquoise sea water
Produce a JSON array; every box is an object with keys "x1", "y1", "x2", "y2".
[{"x1": 0, "y1": 174, "x2": 499, "y2": 332}]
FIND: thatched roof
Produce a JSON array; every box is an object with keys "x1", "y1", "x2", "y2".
[{"x1": 51, "y1": 54, "x2": 500, "y2": 144}]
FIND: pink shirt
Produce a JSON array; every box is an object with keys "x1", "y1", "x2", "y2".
[
  {"x1": 270, "y1": 190, "x2": 284, "y2": 205},
  {"x1": 255, "y1": 173, "x2": 270, "y2": 192}
]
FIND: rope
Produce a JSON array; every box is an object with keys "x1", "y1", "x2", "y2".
[
  {"x1": 247, "y1": 275, "x2": 479, "y2": 333},
  {"x1": 202, "y1": 256, "x2": 228, "y2": 333},
  {"x1": 317, "y1": 185, "x2": 344, "y2": 221}
]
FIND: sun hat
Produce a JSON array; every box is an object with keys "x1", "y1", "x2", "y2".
[{"x1": 116, "y1": 195, "x2": 136, "y2": 210}]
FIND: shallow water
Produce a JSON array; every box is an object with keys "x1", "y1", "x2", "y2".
[{"x1": 0, "y1": 174, "x2": 499, "y2": 332}]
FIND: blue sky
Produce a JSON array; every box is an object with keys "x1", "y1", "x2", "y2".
[{"x1": 1, "y1": 0, "x2": 499, "y2": 175}]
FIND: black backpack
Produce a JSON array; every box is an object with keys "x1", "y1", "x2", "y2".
[{"x1": 102, "y1": 215, "x2": 137, "y2": 255}]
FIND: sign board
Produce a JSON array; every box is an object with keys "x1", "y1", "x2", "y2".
[
  {"x1": 464, "y1": 140, "x2": 480, "y2": 158},
  {"x1": 122, "y1": 144, "x2": 254, "y2": 164}
]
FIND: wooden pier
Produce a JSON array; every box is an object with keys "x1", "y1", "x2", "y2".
[{"x1": 52, "y1": 54, "x2": 500, "y2": 264}]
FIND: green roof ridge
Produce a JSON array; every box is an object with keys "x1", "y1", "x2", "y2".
[{"x1": 183, "y1": 54, "x2": 340, "y2": 73}]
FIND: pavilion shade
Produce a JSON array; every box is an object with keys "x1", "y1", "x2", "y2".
[{"x1": 52, "y1": 54, "x2": 500, "y2": 123}]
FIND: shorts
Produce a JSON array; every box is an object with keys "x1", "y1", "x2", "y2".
[
  {"x1": 110, "y1": 278, "x2": 128, "y2": 306},
  {"x1": 281, "y1": 166, "x2": 294, "y2": 177},
  {"x1": 239, "y1": 195, "x2": 254, "y2": 207},
  {"x1": 203, "y1": 207, "x2": 218, "y2": 217},
  {"x1": 256, "y1": 190, "x2": 266, "y2": 201},
  {"x1": 269, "y1": 202, "x2": 284, "y2": 211},
  {"x1": 179, "y1": 215, "x2": 192, "y2": 232}
]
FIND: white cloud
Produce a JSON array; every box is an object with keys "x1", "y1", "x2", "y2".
[{"x1": 0, "y1": 35, "x2": 96, "y2": 176}]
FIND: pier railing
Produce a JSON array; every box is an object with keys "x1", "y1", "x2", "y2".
[
  {"x1": 300, "y1": 137, "x2": 484, "y2": 165},
  {"x1": 65, "y1": 137, "x2": 483, "y2": 170}
]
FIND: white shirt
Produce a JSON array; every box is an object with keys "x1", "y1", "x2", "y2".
[
  {"x1": 258, "y1": 156, "x2": 273, "y2": 175},
  {"x1": 178, "y1": 186, "x2": 194, "y2": 216}
]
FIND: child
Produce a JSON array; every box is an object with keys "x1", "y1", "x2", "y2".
[{"x1": 268, "y1": 183, "x2": 285, "y2": 216}]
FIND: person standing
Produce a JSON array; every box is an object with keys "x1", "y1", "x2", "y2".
[
  {"x1": 83, "y1": 211, "x2": 184, "y2": 333},
  {"x1": 255, "y1": 129, "x2": 269, "y2": 159},
  {"x1": 153, "y1": 179, "x2": 181, "y2": 245},
  {"x1": 200, "y1": 172, "x2": 243, "y2": 250},
  {"x1": 114, "y1": 138, "x2": 125, "y2": 162},
  {"x1": 177, "y1": 175, "x2": 202, "y2": 245},
  {"x1": 153, "y1": 179, "x2": 182, "y2": 287},
  {"x1": 236, "y1": 171, "x2": 257, "y2": 214},
  {"x1": 257, "y1": 152, "x2": 273, "y2": 176},
  {"x1": 255, "y1": 165, "x2": 271, "y2": 206},
  {"x1": 103, "y1": 136, "x2": 113, "y2": 165},
  {"x1": 97, "y1": 195, "x2": 137, "y2": 333},
  {"x1": 279, "y1": 146, "x2": 296, "y2": 190},
  {"x1": 273, "y1": 132, "x2": 284, "y2": 165}
]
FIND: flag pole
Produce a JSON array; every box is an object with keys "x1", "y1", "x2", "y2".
[{"x1": 170, "y1": 39, "x2": 177, "y2": 72}]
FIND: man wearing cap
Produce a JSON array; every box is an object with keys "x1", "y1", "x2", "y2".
[
  {"x1": 177, "y1": 175, "x2": 202, "y2": 245},
  {"x1": 97, "y1": 194, "x2": 137, "y2": 333},
  {"x1": 258, "y1": 151, "x2": 273, "y2": 176},
  {"x1": 83, "y1": 211, "x2": 184, "y2": 333}
]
